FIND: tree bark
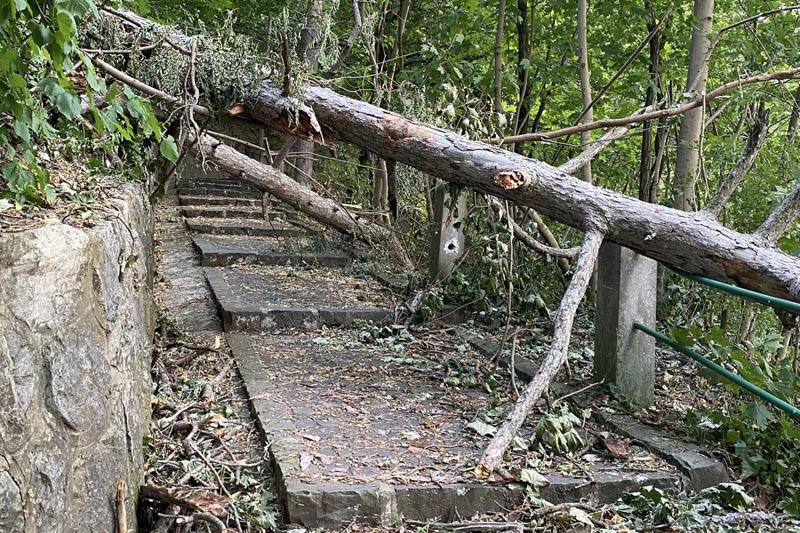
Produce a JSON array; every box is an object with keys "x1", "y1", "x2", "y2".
[
  {"x1": 577, "y1": 0, "x2": 593, "y2": 184},
  {"x1": 476, "y1": 228, "x2": 605, "y2": 477},
  {"x1": 493, "y1": 0, "x2": 508, "y2": 115},
  {"x1": 192, "y1": 132, "x2": 412, "y2": 268},
  {"x1": 243, "y1": 81, "x2": 800, "y2": 302},
  {"x1": 756, "y1": 182, "x2": 800, "y2": 243},
  {"x1": 672, "y1": 0, "x2": 714, "y2": 211}
]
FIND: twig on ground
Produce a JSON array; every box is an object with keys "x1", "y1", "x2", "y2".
[{"x1": 115, "y1": 480, "x2": 126, "y2": 533}]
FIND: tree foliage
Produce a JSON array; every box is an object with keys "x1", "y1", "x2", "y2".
[{"x1": 0, "y1": 0, "x2": 168, "y2": 205}]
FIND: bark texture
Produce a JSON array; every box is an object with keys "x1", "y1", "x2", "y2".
[
  {"x1": 756, "y1": 182, "x2": 800, "y2": 243},
  {"x1": 672, "y1": 0, "x2": 714, "y2": 211},
  {"x1": 244, "y1": 81, "x2": 800, "y2": 302}
]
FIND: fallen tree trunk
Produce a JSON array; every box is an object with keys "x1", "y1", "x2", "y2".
[
  {"x1": 98, "y1": 8, "x2": 800, "y2": 301},
  {"x1": 87, "y1": 53, "x2": 412, "y2": 269},
  {"x1": 244, "y1": 82, "x2": 800, "y2": 302},
  {"x1": 192, "y1": 132, "x2": 413, "y2": 268}
]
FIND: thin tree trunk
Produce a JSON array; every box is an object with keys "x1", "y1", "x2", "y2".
[
  {"x1": 373, "y1": 157, "x2": 389, "y2": 222},
  {"x1": 394, "y1": 0, "x2": 411, "y2": 71},
  {"x1": 577, "y1": 0, "x2": 593, "y2": 184},
  {"x1": 493, "y1": 0, "x2": 508, "y2": 115},
  {"x1": 672, "y1": 0, "x2": 714, "y2": 211},
  {"x1": 294, "y1": 0, "x2": 324, "y2": 185},
  {"x1": 386, "y1": 159, "x2": 398, "y2": 222},
  {"x1": 513, "y1": 0, "x2": 532, "y2": 154},
  {"x1": 788, "y1": 83, "x2": 800, "y2": 143},
  {"x1": 639, "y1": 0, "x2": 663, "y2": 203},
  {"x1": 476, "y1": 228, "x2": 605, "y2": 477}
]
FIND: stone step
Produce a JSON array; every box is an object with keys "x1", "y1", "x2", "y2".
[
  {"x1": 205, "y1": 266, "x2": 394, "y2": 331},
  {"x1": 180, "y1": 178, "x2": 257, "y2": 188},
  {"x1": 193, "y1": 235, "x2": 351, "y2": 267},
  {"x1": 177, "y1": 187, "x2": 262, "y2": 199},
  {"x1": 182, "y1": 206, "x2": 264, "y2": 220},
  {"x1": 186, "y1": 218, "x2": 305, "y2": 238},
  {"x1": 179, "y1": 195, "x2": 262, "y2": 207},
  {"x1": 227, "y1": 329, "x2": 684, "y2": 529}
]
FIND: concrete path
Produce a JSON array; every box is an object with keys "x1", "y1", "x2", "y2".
[{"x1": 169, "y1": 160, "x2": 727, "y2": 529}]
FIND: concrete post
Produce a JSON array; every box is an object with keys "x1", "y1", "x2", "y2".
[
  {"x1": 594, "y1": 242, "x2": 657, "y2": 406},
  {"x1": 428, "y1": 183, "x2": 468, "y2": 281}
]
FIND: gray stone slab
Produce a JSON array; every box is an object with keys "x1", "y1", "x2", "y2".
[
  {"x1": 193, "y1": 235, "x2": 351, "y2": 268},
  {"x1": 226, "y1": 331, "x2": 684, "y2": 529},
  {"x1": 204, "y1": 267, "x2": 394, "y2": 331},
  {"x1": 186, "y1": 219, "x2": 305, "y2": 238},
  {"x1": 177, "y1": 187, "x2": 261, "y2": 199},
  {"x1": 595, "y1": 411, "x2": 728, "y2": 490},
  {"x1": 178, "y1": 178, "x2": 258, "y2": 189},
  {"x1": 179, "y1": 195, "x2": 261, "y2": 207},
  {"x1": 182, "y1": 206, "x2": 264, "y2": 220}
]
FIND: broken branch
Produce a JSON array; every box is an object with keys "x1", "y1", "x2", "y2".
[
  {"x1": 756, "y1": 182, "x2": 800, "y2": 243},
  {"x1": 476, "y1": 228, "x2": 605, "y2": 476},
  {"x1": 703, "y1": 106, "x2": 769, "y2": 217},
  {"x1": 489, "y1": 197, "x2": 578, "y2": 262}
]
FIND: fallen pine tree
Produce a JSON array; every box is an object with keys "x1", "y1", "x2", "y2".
[{"x1": 88, "y1": 9, "x2": 800, "y2": 476}]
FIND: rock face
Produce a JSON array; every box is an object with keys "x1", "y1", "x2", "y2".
[{"x1": 0, "y1": 184, "x2": 154, "y2": 532}]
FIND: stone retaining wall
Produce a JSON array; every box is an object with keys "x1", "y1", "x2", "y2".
[{"x1": 0, "y1": 183, "x2": 154, "y2": 532}]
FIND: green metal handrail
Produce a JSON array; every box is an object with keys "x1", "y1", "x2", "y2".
[
  {"x1": 631, "y1": 268, "x2": 800, "y2": 419},
  {"x1": 670, "y1": 268, "x2": 800, "y2": 315},
  {"x1": 633, "y1": 322, "x2": 800, "y2": 420}
]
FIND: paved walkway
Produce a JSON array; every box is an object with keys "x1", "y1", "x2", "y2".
[{"x1": 163, "y1": 156, "x2": 727, "y2": 529}]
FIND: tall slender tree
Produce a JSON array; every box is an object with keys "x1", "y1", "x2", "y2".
[{"x1": 672, "y1": 0, "x2": 714, "y2": 211}]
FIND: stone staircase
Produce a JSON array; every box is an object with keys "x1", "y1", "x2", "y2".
[{"x1": 173, "y1": 168, "x2": 726, "y2": 529}]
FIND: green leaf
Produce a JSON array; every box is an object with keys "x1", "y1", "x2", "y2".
[
  {"x1": 55, "y1": 90, "x2": 80, "y2": 119},
  {"x1": 39, "y1": 76, "x2": 63, "y2": 98},
  {"x1": 745, "y1": 403, "x2": 775, "y2": 429},
  {"x1": 12, "y1": 120, "x2": 30, "y2": 143},
  {"x1": 159, "y1": 135, "x2": 179, "y2": 163},
  {"x1": 29, "y1": 21, "x2": 52, "y2": 46},
  {"x1": 60, "y1": 0, "x2": 98, "y2": 18},
  {"x1": 55, "y1": 10, "x2": 77, "y2": 36},
  {"x1": 81, "y1": 59, "x2": 106, "y2": 92}
]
